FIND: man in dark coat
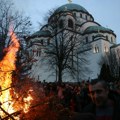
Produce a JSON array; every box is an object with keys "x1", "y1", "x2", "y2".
[{"x1": 83, "y1": 79, "x2": 120, "y2": 120}]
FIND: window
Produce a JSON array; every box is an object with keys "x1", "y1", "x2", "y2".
[
  {"x1": 35, "y1": 49, "x2": 41, "y2": 57},
  {"x1": 111, "y1": 37, "x2": 113, "y2": 43},
  {"x1": 47, "y1": 39, "x2": 50, "y2": 45},
  {"x1": 41, "y1": 39, "x2": 43, "y2": 45},
  {"x1": 59, "y1": 20, "x2": 63, "y2": 29},
  {"x1": 85, "y1": 37, "x2": 88, "y2": 43},
  {"x1": 80, "y1": 13, "x2": 82, "y2": 18},
  {"x1": 32, "y1": 49, "x2": 37, "y2": 56},
  {"x1": 104, "y1": 46, "x2": 108, "y2": 53},
  {"x1": 38, "y1": 75, "x2": 40, "y2": 80},
  {"x1": 68, "y1": 19, "x2": 73, "y2": 28},
  {"x1": 36, "y1": 51, "x2": 39, "y2": 56},
  {"x1": 73, "y1": 13, "x2": 76, "y2": 17},
  {"x1": 93, "y1": 45, "x2": 99, "y2": 53},
  {"x1": 36, "y1": 50, "x2": 41, "y2": 57},
  {"x1": 92, "y1": 36, "x2": 94, "y2": 41},
  {"x1": 85, "y1": 15, "x2": 87, "y2": 20},
  {"x1": 30, "y1": 49, "x2": 33, "y2": 56},
  {"x1": 106, "y1": 36, "x2": 108, "y2": 41},
  {"x1": 95, "y1": 47, "x2": 99, "y2": 53}
]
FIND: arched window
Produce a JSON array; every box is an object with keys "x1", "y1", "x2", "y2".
[
  {"x1": 47, "y1": 39, "x2": 50, "y2": 45},
  {"x1": 85, "y1": 37, "x2": 88, "y2": 43},
  {"x1": 80, "y1": 13, "x2": 82, "y2": 18},
  {"x1": 59, "y1": 20, "x2": 63, "y2": 29},
  {"x1": 106, "y1": 36, "x2": 108, "y2": 41},
  {"x1": 33, "y1": 49, "x2": 37, "y2": 56},
  {"x1": 92, "y1": 36, "x2": 94, "y2": 41},
  {"x1": 85, "y1": 15, "x2": 87, "y2": 20},
  {"x1": 111, "y1": 37, "x2": 113, "y2": 43},
  {"x1": 73, "y1": 13, "x2": 76, "y2": 17},
  {"x1": 93, "y1": 45, "x2": 99, "y2": 53},
  {"x1": 36, "y1": 49, "x2": 41, "y2": 57},
  {"x1": 95, "y1": 46, "x2": 99, "y2": 53},
  {"x1": 68, "y1": 19, "x2": 73, "y2": 28},
  {"x1": 41, "y1": 39, "x2": 43, "y2": 45},
  {"x1": 104, "y1": 46, "x2": 108, "y2": 53},
  {"x1": 30, "y1": 49, "x2": 33, "y2": 56},
  {"x1": 36, "y1": 50, "x2": 39, "y2": 56}
]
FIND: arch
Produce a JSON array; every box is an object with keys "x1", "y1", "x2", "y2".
[
  {"x1": 68, "y1": 19, "x2": 73, "y2": 28},
  {"x1": 59, "y1": 19, "x2": 64, "y2": 29},
  {"x1": 85, "y1": 36, "x2": 88, "y2": 43},
  {"x1": 111, "y1": 37, "x2": 113, "y2": 43},
  {"x1": 104, "y1": 46, "x2": 108, "y2": 53},
  {"x1": 41, "y1": 39, "x2": 43, "y2": 45},
  {"x1": 85, "y1": 14, "x2": 87, "y2": 20},
  {"x1": 106, "y1": 35, "x2": 108, "y2": 41},
  {"x1": 92, "y1": 36, "x2": 95, "y2": 41},
  {"x1": 80, "y1": 13, "x2": 82, "y2": 18},
  {"x1": 93, "y1": 45, "x2": 99, "y2": 53},
  {"x1": 47, "y1": 39, "x2": 50, "y2": 45}
]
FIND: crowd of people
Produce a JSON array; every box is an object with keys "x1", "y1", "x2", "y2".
[{"x1": 40, "y1": 79, "x2": 120, "y2": 120}]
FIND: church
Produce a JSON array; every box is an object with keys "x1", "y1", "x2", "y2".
[{"x1": 27, "y1": 2, "x2": 119, "y2": 82}]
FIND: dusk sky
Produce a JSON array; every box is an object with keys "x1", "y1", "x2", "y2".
[{"x1": 12, "y1": 0, "x2": 120, "y2": 43}]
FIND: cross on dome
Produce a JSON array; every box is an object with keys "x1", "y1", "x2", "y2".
[{"x1": 68, "y1": 0, "x2": 72, "y2": 3}]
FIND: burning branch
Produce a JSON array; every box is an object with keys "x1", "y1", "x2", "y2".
[{"x1": 0, "y1": 106, "x2": 15, "y2": 120}]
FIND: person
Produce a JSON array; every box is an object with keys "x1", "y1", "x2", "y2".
[{"x1": 83, "y1": 79, "x2": 120, "y2": 120}]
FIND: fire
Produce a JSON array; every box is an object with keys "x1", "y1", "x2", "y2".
[
  {"x1": 0, "y1": 30, "x2": 33, "y2": 119},
  {"x1": 0, "y1": 30, "x2": 20, "y2": 118},
  {"x1": 23, "y1": 89, "x2": 33, "y2": 113}
]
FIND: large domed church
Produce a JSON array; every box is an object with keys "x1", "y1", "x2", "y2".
[{"x1": 27, "y1": 2, "x2": 119, "y2": 82}]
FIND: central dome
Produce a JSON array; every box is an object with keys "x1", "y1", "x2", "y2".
[{"x1": 54, "y1": 3, "x2": 89, "y2": 14}]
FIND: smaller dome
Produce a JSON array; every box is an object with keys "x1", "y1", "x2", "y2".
[
  {"x1": 54, "y1": 3, "x2": 89, "y2": 14},
  {"x1": 31, "y1": 30, "x2": 51, "y2": 37},
  {"x1": 84, "y1": 26, "x2": 113, "y2": 34}
]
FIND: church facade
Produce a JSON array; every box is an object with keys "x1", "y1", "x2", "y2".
[{"x1": 27, "y1": 3, "x2": 119, "y2": 82}]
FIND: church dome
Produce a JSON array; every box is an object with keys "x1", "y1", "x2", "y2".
[
  {"x1": 84, "y1": 26, "x2": 114, "y2": 34},
  {"x1": 54, "y1": 3, "x2": 89, "y2": 14},
  {"x1": 31, "y1": 30, "x2": 52, "y2": 37}
]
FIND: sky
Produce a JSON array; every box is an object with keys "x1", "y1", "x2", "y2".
[{"x1": 12, "y1": 0, "x2": 120, "y2": 43}]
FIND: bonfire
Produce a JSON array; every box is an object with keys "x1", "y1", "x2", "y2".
[{"x1": 0, "y1": 29, "x2": 72, "y2": 120}]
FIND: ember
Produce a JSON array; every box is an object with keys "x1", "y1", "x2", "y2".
[{"x1": 23, "y1": 89, "x2": 33, "y2": 113}]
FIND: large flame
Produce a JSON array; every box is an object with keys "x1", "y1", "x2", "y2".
[
  {"x1": 0, "y1": 30, "x2": 20, "y2": 118},
  {"x1": 0, "y1": 27, "x2": 35, "y2": 120},
  {"x1": 0, "y1": 29, "x2": 34, "y2": 119}
]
